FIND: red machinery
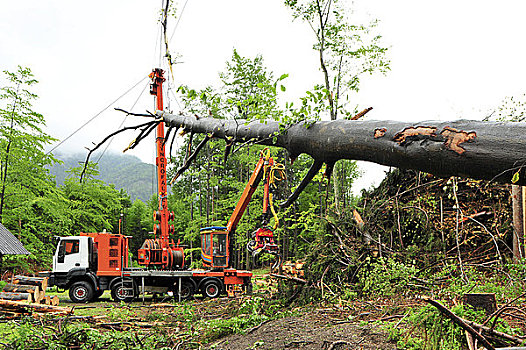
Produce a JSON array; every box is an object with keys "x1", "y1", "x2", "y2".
[
  {"x1": 137, "y1": 68, "x2": 184, "y2": 269},
  {"x1": 138, "y1": 69, "x2": 283, "y2": 271},
  {"x1": 201, "y1": 149, "x2": 284, "y2": 269}
]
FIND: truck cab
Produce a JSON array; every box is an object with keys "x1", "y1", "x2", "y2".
[
  {"x1": 53, "y1": 236, "x2": 95, "y2": 273},
  {"x1": 48, "y1": 232, "x2": 132, "y2": 303}
]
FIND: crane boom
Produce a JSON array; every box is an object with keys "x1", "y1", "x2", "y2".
[{"x1": 225, "y1": 155, "x2": 269, "y2": 234}]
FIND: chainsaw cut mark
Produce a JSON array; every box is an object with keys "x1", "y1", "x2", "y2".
[
  {"x1": 374, "y1": 128, "x2": 387, "y2": 138},
  {"x1": 393, "y1": 126, "x2": 437, "y2": 145},
  {"x1": 440, "y1": 127, "x2": 477, "y2": 155}
]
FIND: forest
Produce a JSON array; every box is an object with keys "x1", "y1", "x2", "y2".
[{"x1": 1, "y1": 0, "x2": 526, "y2": 349}]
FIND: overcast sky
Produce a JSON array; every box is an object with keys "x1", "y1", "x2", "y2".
[{"x1": 1, "y1": 0, "x2": 525, "y2": 193}]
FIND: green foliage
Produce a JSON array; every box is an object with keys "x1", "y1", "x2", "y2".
[
  {"x1": 126, "y1": 198, "x2": 153, "y2": 257},
  {"x1": 357, "y1": 257, "x2": 419, "y2": 298},
  {"x1": 383, "y1": 302, "x2": 523, "y2": 350},
  {"x1": 0, "y1": 66, "x2": 63, "y2": 267},
  {"x1": 438, "y1": 263, "x2": 526, "y2": 301},
  {"x1": 178, "y1": 49, "x2": 285, "y2": 123},
  {"x1": 61, "y1": 164, "x2": 129, "y2": 234},
  {"x1": 487, "y1": 93, "x2": 526, "y2": 122},
  {"x1": 284, "y1": 0, "x2": 390, "y2": 120},
  {"x1": 2, "y1": 320, "x2": 174, "y2": 349}
]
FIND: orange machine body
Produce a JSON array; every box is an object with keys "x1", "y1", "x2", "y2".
[{"x1": 80, "y1": 232, "x2": 129, "y2": 276}]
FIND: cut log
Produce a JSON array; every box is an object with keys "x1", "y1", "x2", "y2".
[
  {"x1": 44, "y1": 296, "x2": 51, "y2": 305},
  {"x1": 2, "y1": 283, "x2": 39, "y2": 294},
  {"x1": 0, "y1": 299, "x2": 72, "y2": 315},
  {"x1": 13, "y1": 275, "x2": 48, "y2": 290},
  {"x1": 0, "y1": 292, "x2": 31, "y2": 302},
  {"x1": 270, "y1": 273, "x2": 307, "y2": 284},
  {"x1": 33, "y1": 289, "x2": 43, "y2": 304},
  {"x1": 50, "y1": 296, "x2": 59, "y2": 306},
  {"x1": 161, "y1": 114, "x2": 526, "y2": 205}
]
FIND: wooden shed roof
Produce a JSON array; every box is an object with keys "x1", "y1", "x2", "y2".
[{"x1": 0, "y1": 223, "x2": 30, "y2": 255}]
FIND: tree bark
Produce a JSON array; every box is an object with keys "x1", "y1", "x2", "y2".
[
  {"x1": 512, "y1": 185, "x2": 525, "y2": 261},
  {"x1": 162, "y1": 114, "x2": 526, "y2": 189},
  {"x1": 0, "y1": 291, "x2": 32, "y2": 302},
  {"x1": 0, "y1": 299, "x2": 71, "y2": 314},
  {"x1": 2, "y1": 283, "x2": 39, "y2": 294}
]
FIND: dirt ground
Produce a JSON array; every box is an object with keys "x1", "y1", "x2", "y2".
[{"x1": 209, "y1": 310, "x2": 397, "y2": 350}]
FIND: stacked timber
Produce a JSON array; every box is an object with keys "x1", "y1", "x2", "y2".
[
  {"x1": 281, "y1": 261, "x2": 305, "y2": 278},
  {"x1": 0, "y1": 275, "x2": 66, "y2": 316}
]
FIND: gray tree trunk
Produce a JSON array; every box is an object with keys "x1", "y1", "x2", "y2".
[{"x1": 162, "y1": 114, "x2": 526, "y2": 187}]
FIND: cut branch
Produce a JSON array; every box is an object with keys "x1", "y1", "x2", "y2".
[
  {"x1": 170, "y1": 134, "x2": 213, "y2": 184},
  {"x1": 281, "y1": 159, "x2": 324, "y2": 208},
  {"x1": 168, "y1": 126, "x2": 180, "y2": 161},
  {"x1": 423, "y1": 297, "x2": 495, "y2": 350},
  {"x1": 80, "y1": 120, "x2": 158, "y2": 182}
]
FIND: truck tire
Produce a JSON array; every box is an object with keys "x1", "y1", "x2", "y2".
[
  {"x1": 202, "y1": 280, "x2": 222, "y2": 298},
  {"x1": 69, "y1": 281, "x2": 94, "y2": 303},
  {"x1": 173, "y1": 281, "x2": 195, "y2": 300},
  {"x1": 111, "y1": 281, "x2": 135, "y2": 302}
]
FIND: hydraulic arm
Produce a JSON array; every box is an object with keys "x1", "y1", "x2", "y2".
[{"x1": 200, "y1": 149, "x2": 285, "y2": 269}]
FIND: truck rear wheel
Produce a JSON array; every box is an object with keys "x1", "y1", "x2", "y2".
[
  {"x1": 69, "y1": 281, "x2": 94, "y2": 303},
  {"x1": 173, "y1": 281, "x2": 195, "y2": 300},
  {"x1": 111, "y1": 281, "x2": 135, "y2": 302},
  {"x1": 202, "y1": 280, "x2": 222, "y2": 298}
]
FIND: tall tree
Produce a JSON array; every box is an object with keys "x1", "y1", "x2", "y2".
[
  {"x1": 0, "y1": 66, "x2": 57, "y2": 220},
  {"x1": 61, "y1": 164, "x2": 126, "y2": 234},
  {"x1": 487, "y1": 94, "x2": 526, "y2": 261},
  {"x1": 284, "y1": 0, "x2": 389, "y2": 121}
]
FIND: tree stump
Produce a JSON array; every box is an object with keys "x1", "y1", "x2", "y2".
[{"x1": 463, "y1": 293, "x2": 497, "y2": 315}]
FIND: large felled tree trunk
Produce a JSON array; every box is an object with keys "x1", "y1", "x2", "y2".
[{"x1": 162, "y1": 114, "x2": 526, "y2": 191}]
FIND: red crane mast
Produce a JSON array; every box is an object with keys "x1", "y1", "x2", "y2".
[{"x1": 137, "y1": 68, "x2": 184, "y2": 270}]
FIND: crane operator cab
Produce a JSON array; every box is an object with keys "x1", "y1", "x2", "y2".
[{"x1": 200, "y1": 227, "x2": 229, "y2": 269}]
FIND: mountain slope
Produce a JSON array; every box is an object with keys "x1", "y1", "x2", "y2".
[{"x1": 50, "y1": 152, "x2": 156, "y2": 202}]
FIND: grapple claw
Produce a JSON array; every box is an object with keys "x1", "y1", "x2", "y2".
[{"x1": 246, "y1": 227, "x2": 279, "y2": 256}]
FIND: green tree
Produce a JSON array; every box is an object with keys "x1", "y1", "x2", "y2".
[
  {"x1": 125, "y1": 198, "x2": 153, "y2": 258},
  {"x1": 0, "y1": 66, "x2": 57, "y2": 219},
  {"x1": 0, "y1": 67, "x2": 65, "y2": 267},
  {"x1": 284, "y1": 0, "x2": 390, "y2": 120},
  {"x1": 284, "y1": 0, "x2": 385, "y2": 213},
  {"x1": 61, "y1": 164, "x2": 126, "y2": 234}
]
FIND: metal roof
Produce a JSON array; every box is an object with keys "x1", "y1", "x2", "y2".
[{"x1": 0, "y1": 222, "x2": 30, "y2": 255}]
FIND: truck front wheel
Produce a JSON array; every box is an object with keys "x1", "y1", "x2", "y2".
[{"x1": 69, "y1": 281, "x2": 94, "y2": 303}]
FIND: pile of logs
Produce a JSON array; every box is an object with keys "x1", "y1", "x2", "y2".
[
  {"x1": 0, "y1": 275, "x2": 71, "y2": 317},
  {"x1": 1, "y1": 275, "x2": 58, "y2": 305},
  {"x1": 281, "y1": 261, "x2": 305, "y2": 278}
]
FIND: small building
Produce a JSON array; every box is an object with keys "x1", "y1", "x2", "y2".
[{"x1": 0, "y1": 222, "x2": 30, "y2": 266}]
